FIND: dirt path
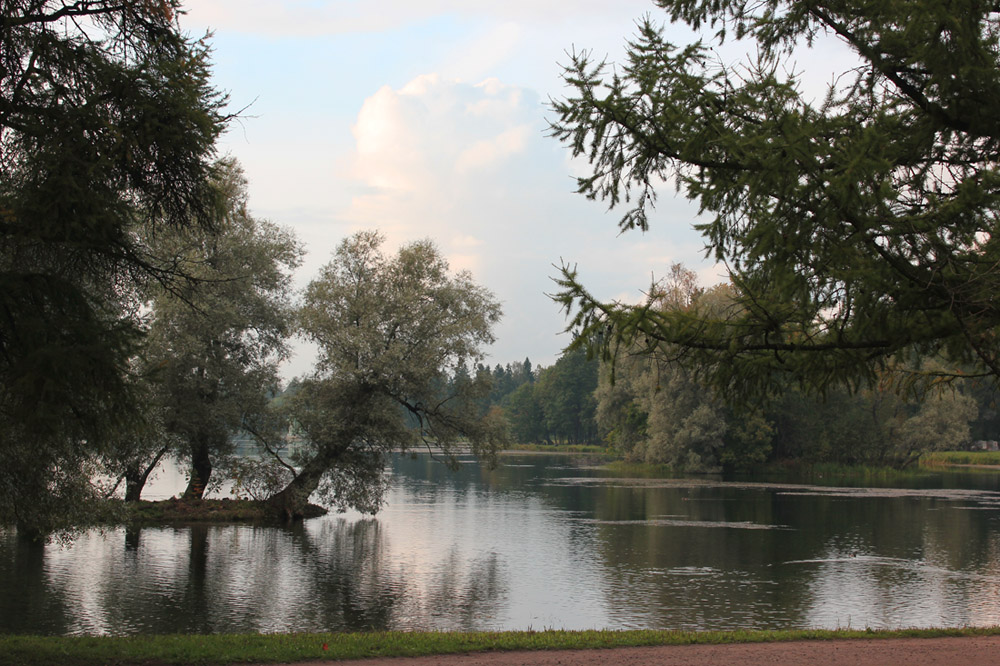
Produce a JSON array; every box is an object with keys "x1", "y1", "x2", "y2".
[{"x1": 275, "y1": 635, "x2": 1000, "y2": 665}]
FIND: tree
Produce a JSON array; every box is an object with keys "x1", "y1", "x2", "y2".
[
  {"x1": 594, "y1": 279, "x2": 740, "y2": 471},
  {"x1": 129, "y1": 159, "x2": 301, "y2": 500},
  {"x1": 533, "y1": 348, "x2": 600, "y2": 444},
  {"x1": 598, "y1": 352, "x2": 727, "y2": 471},
  {"x1": 551, "y1": 0, "x2": 1000, "y2": 399},
  {"x1": 267, "y1": 231, "x2": 508, "y2": 519},
  {"x1": 0, "y1": 1, "x2": 228, "y2": 535},
  {"x1": 891, "y1": 388, "x2": 977, "y2": 466},
  {"x1": 594, "y1": 354, "x2": 649, "y2": 457},
  {"x1": 503, "y1": 382, "x2": 547, "y2": 444}
]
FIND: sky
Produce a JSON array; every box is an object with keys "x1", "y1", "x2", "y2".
[{"x1": 178, "y1": 1, "x2": 852, "y2": 379}]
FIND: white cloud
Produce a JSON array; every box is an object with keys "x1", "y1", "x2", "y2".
[
  {"x1": 442, "y1": 22, "x2": 523, "y2": 83},
  {"x1": 349, "y1": 74, "x2": 539, "y2": 201},
  {"x1": 338, "y1": 73, "x2": 710, "y2": 367},
  {"x1": 467, "y1": 79, "x2": 523, "y2": 116},
  {"x1": 351, "y1": 85, "x2": 423, "y2": 192},
  {"x1": 455, "y1": 125, "x2": 530, "y2": 171},
  {"x1": 452, "y1": 235, "x2": 484, "y2": 248}
]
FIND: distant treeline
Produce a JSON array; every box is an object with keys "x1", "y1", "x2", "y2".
[
  {"x1": 478, "y1": 349, "x2": 1000, "y2": 471},
  {"x1": 464, "y1": 353, "x2": 598, "y2": 446}
]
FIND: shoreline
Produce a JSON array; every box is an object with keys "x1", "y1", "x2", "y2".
[{"x1": 4, "y1": 627, "x2": 1000, "y2": 665}]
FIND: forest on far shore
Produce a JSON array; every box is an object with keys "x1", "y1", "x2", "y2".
[{"x1": 469, "y1": 342, "x2": 998, "y2": 472}]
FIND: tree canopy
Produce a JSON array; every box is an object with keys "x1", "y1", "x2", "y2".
[
  {"x1": 0, "y1": 1, "x2": 228, "y2": 535},
  {"x1": 551, "y1": 0, "x2": 1000, "y2": 398},
  {"x1": 265, "y1": 231, "x2": 508, "y2": 519},
  {"x1": 136, "y1": 159, "x2": 301, "y2": 500}
]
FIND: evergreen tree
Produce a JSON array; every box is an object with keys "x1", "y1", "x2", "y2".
[
  {"x1": 0, "y1": 1, "x2": 227, "y2": 536},
  {"x1": 552, "y1": 0, "x2": 1000, "y2": 398},
  {"x1": 533, "y1": 348, "x2": 599, "y2": 444}
]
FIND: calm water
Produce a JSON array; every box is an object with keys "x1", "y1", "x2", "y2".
[{"x1": 3, "y1": 453, "x2": 1000, "y2": 635}]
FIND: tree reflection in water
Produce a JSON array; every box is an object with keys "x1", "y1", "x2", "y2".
[{"x1": 3, "y1": 455, "x2": 1000, "y2": 635}]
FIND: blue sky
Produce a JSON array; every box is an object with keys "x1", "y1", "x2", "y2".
[{"x1": 179, "y1": 1, "x2": 848, "y2": 378}]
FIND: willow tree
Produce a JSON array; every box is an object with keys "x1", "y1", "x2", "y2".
[
  {"x1": 0, "y1": 1, "x2": 227, "y2": 535},
  {"x1": 268, "y1": 231, "x2": 507, "y2": 520},
  {"x1": 551, "y1": 0, "x2": 1000, "y2": 398},
  {"x1": 133, "y1": 160, "x2": 301, "y2": 500}
]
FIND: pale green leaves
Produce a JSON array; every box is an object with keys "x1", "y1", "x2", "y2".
[{"x1": 287, "y1": 231, "x2": 507, "y2": 514}]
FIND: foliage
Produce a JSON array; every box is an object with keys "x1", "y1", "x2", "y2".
[
  {"x1": 483, "y1": 357, "x2": 535, "y2": 406},
  {"x1": 594, "y1": 268, "x2": 978, "y2": 470},
  {"x1": 136, "y1": 159, "x2": 301, "y2": 499},
  {"x1": 498, "y1": 348, "x2": 600, "y2": 445},
  {"x1": 0, "y1": 1, "x2": 228, "y2": 536},
  {"x1": 718, "y1": 408, "x2": 774, "y2": 470},
  {"x1": 532, "y1": 348, "x2": 600, "y2": 444},
  {"x1": 596, "y1": 340, "x2": 731, "y2": 471},
  {"x1": 769, "y1": 380, "x2": 976, "y2": 467},
  {"x1": 229, "y1": 457, "x2": 295, "y2": 502},
  {"x1": 921, "y1": 450, "x2": 1000, "y2": 466},
  {"x1": 550, "y1": 0, "x2": 1000, "y2": 399},
  {"x1": 503, "y1": 381, "x2": 548, "y2": 444},
  {"x1": 270, "y1": 231, "x2": 508, "y2": 518},
  {"x1": 963, "y1": 380, "x2": 1000, "y2": 441},
  {"x1": 877, "y1": 385, "x2": 978, "y2": 466},
  {"x1": 594, "y1": 267, "x2": 731, "y2": 470}
]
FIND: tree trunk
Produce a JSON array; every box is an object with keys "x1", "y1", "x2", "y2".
[
  {"x1": 124, "y1": 445, "x2": 170, "y2": 502},
  {"x1": 184, "y1": 438, "x2": 212, "y2": 499},
  {"x1": 266, "y1": 453, "x2": 331, "y2": 521}
]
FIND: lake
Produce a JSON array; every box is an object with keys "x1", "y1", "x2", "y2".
[{"x1": 2, "y1": 453, "x2": 1000, "y2": 635}]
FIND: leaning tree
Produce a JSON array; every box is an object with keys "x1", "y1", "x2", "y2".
[{"x1": 266, "y1": 231, "x2": 508, "y2": 520}]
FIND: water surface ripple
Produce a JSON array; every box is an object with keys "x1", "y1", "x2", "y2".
[{"x1": 2, "y1": 454, "x2": 1000, "y2": 635}]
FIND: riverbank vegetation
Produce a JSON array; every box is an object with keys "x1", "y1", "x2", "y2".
[
  {"x1": 483, "y1": 335, "x2": 999, "y2": 475},
  {"x1": 124, "y1": 498, "x2": 327, "y2": 525},
  {"x1": 921, "y1": 451, "x2": 1000, "y2": 468},
  {"x1": 3, "y1": 627, "x2": 999, "y2": 665},
  {"x1": 506, "y1": 444, "x2": 611, "y2": 454}
]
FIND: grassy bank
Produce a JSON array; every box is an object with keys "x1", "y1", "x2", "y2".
[
  {"x1": 921, "y1": 451, "x2": 1000, "y2": 467},
  {"x1": 602, "y1": 460, "x2": 678, "y2": 477},
  {"x1": 3, "y1": 627, "x2": 1000, "y2": 665},
  {"x1": 602, "y1": 459, "x2": 931, "y2": 482},
  {"x1": 505, "y1": 444, "x2": 613, "y2": 454},
  {"x1": 758, "y1": 461, "x2": 933, "y2": 483},
  {"x1": 603, "y1": 455, "x2": 1000, "y2": 481},
  {"x1": 124, "y1": 498, "x2": 327, "y2": 525}
]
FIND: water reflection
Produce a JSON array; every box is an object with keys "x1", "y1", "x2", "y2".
[{"x1": 2, "y1": 454, "x2": 1000, "y2": 634}]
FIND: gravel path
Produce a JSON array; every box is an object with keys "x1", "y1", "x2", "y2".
[{"x1": 274, "y1": 636, "x2": 1000, "y2": 665}]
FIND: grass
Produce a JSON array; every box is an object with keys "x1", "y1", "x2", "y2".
[
  {"x1": 921, "y1": 451, "x2": 1000, "y2": 467},
  {"x1": 602, "y1": 459, "x2": 931, "y2": 483},
  {"x1": 603, "y1": 460, "x2": 680, "y2": 477},
  {"x1": 123, "y1": 498, "x2": 327, "y2": 525},
  {"x1": 3, "y1": 627, "x2": 1000, "y2": 665},
  {"x1": 759, "y1": 461, "x2": 932, "y2": 484},
  {"x1": 506, "y1": 443, "x2": 613, "y2": 454}
]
